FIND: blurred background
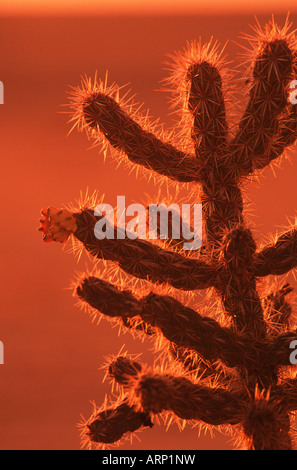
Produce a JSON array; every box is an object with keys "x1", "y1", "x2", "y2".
[{"x1": 1, "y1": 1, "x2": 297, "y2": 450}]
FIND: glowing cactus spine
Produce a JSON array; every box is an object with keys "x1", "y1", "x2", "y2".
[{"x1": 39, "y1": 18, "x2": 297, "y2": 450}]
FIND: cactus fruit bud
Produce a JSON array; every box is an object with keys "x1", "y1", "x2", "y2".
[{"x1": 38, "y1": 207, "x2": 77, "y2": 243}]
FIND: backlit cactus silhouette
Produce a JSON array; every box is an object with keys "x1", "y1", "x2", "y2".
[{"x1": 39, "y1": 17, "x2": 297, "y2": 450}]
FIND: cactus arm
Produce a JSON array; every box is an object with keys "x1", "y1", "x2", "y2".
[
  {"x1": 109, "y1": 356, "x2": 242, "y2": 425},
  {"x1": 242, "y1": 393, "x2": 292, "y2": 450},
  {"x1": 269, "y1": 330, "x2": 297, "y2": 366},
  {"x1": 140, "y1": 291, "x2": 244, "y2": 367},
  {"x1": 254, "y1": 228, "x2": 297, "y2": 277},
  {"x1": 81, "y1": 92, "x2": 200, "y2": 183},
  {"x1": 266, "y1": 104, "x2": 297, "y2": 165},
  {"x1": 252, "y1": 104, "x2": 297, "y2": 170},
  {"x1": 77, "y1": 276, "x2": 245, "y2": 368},
  {"x1": 263, "y1": 284, "x2": 293, "y2": 333},
  {"x1": 186, "y1": 58, "x2": 244, "y2": 247},
  {"x1": 187, "y1": 61, "x2": 228, "y2": 156},
  {"x1": 73, "y1": 209, "x2": 217, "y2": 290},
  {"x1": 228, "y1": 39, "x2": 294, "y2": 175},
  {"x1": 83, "y1": 400, "x2": 153, "y2": 447},
  {"x1": 77, "y1": 276, "x2": 229, "y2": 379}
]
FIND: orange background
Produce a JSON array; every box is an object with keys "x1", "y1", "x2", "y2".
[{"x1": 1, "y1": 6, "x2": 297, "y2": 450}]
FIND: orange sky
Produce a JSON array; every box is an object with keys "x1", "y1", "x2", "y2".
[
  {"x1": 1, "y1": 0, "x2": 297, "y2": 15},
  {"x1": 2, "y1": 10, "x2": 297, "y2": 451}
]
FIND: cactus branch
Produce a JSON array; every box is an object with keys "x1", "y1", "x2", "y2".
[
  {"x1": 187, "y1": 61, "x2": 228, "y2": 156},
  {"x1": 77, "y1": 276, "x2": 245, "y2": 367},
  {"x1": 83, "y1": 400, "x2": 153, "y2": 446},
  {"x1": 254, "y1": 228, "x2": 297, "y2": 276},
  {"x1": 229, "y1": 38, "x2": 294, "y2": 175},
  {"x1": 264, "y1": 283, "x2": 293, "y2": 331},
  {"x1": 81, "y1": 92, "x2": 201, "y2": 183},
  {"x1": 268, "y1": 104, "x2": 297, "y2": 163},
  {"x1": 73, "y1": 209, "x2": 217, "y2": 290},
  {"x1": 109, "y1": 356, "x2": 242, "y2": 425}
]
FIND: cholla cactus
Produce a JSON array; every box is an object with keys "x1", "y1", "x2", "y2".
[{"x1": 38, "y1": 17, "x2": 297, "y2": 450}]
